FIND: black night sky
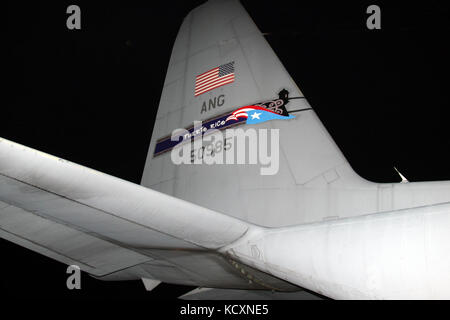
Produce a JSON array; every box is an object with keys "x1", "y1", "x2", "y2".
[{"x1": 4, "y1": 0, "x2": 450, "y2": 302}]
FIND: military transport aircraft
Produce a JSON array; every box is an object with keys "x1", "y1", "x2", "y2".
[{"x1": 1, "y1": 0, "x2": 449, "y2": 299}]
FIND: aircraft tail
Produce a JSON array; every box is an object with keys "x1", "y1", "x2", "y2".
[{"x1": 140, "y1": 0, "x2": 450, "y2": 226}]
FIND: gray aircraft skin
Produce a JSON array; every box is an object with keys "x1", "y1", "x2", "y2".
[{"x1": 1, "y1": 0, "x2": 449, "y2": 299}]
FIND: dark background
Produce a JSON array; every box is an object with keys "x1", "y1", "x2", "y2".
[{"x1": 4, "y1": 0, "x2": 450, "y2": 300}]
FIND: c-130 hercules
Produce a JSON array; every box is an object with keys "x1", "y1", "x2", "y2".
[{"x1": 1, "y1": 0, "x2": 449, "y2": 299}]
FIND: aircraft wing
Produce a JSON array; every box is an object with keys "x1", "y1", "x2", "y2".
[{"x1": 0, "y1": 137, "x2": 250, "y2": 278}]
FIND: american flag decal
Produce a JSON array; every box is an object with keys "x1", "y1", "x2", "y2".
[{"x1": 194, "y1": 61, "x2": 235, "y2": 96}]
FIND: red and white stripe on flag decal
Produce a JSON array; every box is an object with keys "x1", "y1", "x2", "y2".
[{"x1": 195, "y1": 61, "x2": 235, "y2": 96}]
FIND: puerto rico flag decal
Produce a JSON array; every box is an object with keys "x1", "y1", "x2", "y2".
[
  {"x1": 226, "y1": 105, "x2": 295, "y2": 125},
  {"x1": 153, "y1": 95, "x2": 296, "y2": 157}
]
